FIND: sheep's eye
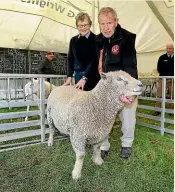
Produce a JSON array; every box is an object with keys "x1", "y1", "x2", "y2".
[{"x1": 117, "y1": 76, "x2": 128, "y2": 85}]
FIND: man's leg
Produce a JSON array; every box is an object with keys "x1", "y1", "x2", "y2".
[
  {"x1": 119, "y1": 98, "x2": 138, "y2": 159},
  {"x1": 100, "y1": 117, "x2": 115, "y2": 159},
  {"x1": 100, "y1": 136, "x2": 110, "y2": 159},
  {"x1": 154, "y1": 79, "x2": 162, "y2": 116},
  {"x1": 167, "y1": 80, "x2": 174, "y2": 113}
]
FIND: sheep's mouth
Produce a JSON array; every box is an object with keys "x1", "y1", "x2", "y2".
[
  {"x1": 135, "y1": 91, "x2": 142, "y2": 95},
  {"x1": 133, "y1": 90, "x2": 142, "y2": 94},
  {"x1": 126, "y1": 90, "x2": 142, "y2": 98}
]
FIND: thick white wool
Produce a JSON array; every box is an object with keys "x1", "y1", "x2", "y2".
[{"x1": 47, "y1": 71, "x2": 142, "y2": 154}]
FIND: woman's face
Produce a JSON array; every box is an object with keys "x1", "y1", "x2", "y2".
[{"x1": 77, "y1": 18, "x2": 91, "y2": 36}]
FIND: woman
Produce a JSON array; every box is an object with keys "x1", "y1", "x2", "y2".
[{"x1": 64, "y1": 12, "x2": 100, "y2": 91}]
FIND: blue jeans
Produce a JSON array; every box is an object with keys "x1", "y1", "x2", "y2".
[{"x1": 74, "y1": 71, "x2": 85, "y2": 84}]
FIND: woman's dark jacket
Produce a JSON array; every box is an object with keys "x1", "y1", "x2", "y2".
[
  {"x1": 96, "y1": 24, "x2": 138, "y2": 79},
  {"x1": 67, "y1": 32, "x2": 100, "y2": 91}
]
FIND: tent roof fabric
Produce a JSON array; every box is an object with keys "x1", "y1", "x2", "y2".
[{"x1": 0, "y1": 0, "x2": 174, "y2": 53}]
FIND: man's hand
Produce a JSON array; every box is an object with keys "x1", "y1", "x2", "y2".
[
  {"x1": 120, "y1": 95, "x2": 136, "y2": 104},
  {"x1": 74, "y1": 79, "x2": 86, "y2": 90},
  {"x1": 64, "y1": 77, "x2": 72, "y2": 86}
]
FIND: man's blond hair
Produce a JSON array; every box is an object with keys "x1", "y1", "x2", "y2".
[
  {"x1": 166, "y1": 43, "x2": 174, "y2": 49},
  {"x1": 98, "y1": 7, "x2": 117, "y2": 20}
]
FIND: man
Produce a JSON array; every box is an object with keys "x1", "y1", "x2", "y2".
[
  {"x1": 64, "y1": 12, "x2": 100, "y2": 90},
  {"x1": 96, "y1": 7, "x2": 138, "y2": 159},
  {"x1": 38, "y1": 51, "x2": 56, "y2": 82},
  {"x1": 153, "y1": 43, "x2": 174, "y2": 116}
]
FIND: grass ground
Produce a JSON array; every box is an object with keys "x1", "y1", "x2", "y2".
[
  {"x1": 0, "y1": 123, "x2": 174, "y2": 192},
  {"x1": 0, "y1": 99, "x2": 174, "y2": 191}
]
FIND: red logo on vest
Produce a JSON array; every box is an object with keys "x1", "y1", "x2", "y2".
[{"x1": 111, "y1": 45, "x2": 119, "y2": 55}]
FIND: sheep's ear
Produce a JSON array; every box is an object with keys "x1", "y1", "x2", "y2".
[
  {"x1": 33, "y1": 78, "x2": 39, "y2": 83},
  {"x1": 33, "y1": 78, "x2": 38, "y2": 81},
  {"x1": 100, "y1": 72, "x2": 107, "y2": 80}
]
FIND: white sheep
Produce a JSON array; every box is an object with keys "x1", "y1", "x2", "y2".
[
  {"x1": 24, "y1": 78, "x2": 56, "y2": 121},
  {"x1": 47, "y1": 71, "x2": 142, "y2": 180}
]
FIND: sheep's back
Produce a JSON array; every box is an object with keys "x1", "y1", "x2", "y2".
[
  {"x1": 47, "y1": 86, "x2": 112, "y2": 142},
  {"x1": 47, "y1": 86, "x2": 87, "y2": 134}
]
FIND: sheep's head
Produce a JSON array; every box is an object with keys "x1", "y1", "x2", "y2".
[
  {"x1": 24, "y1": 78, "x2": 40, "y2": 98},
  {"x1": 100, "y1": 71, "x2": 143, "y2": 99}
]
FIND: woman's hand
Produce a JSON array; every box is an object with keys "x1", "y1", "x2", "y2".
[
  {"x1": 74, "y1": 79, "x2": 86, "y2": 90},
  {"x1": 64, "y1": 77, "x2": 72, "y2": 86}
]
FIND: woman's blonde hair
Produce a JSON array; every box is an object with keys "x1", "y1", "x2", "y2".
[{"x1": 75, "y1": 12, "x2": 92, "y2": 26}]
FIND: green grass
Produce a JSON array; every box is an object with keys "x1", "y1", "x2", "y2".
[
  {"x1": 0, "y1": 101, "x2": 174, "y2": 191},
  {"x1": 0, "y1": 124, "x2": 174, "y2": 192},
  {"x1": 0, "y1": 106, "x2": 41, "y2": 145}
]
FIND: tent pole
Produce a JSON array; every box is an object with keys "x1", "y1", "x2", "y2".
[
  {"x1": 97, "y1": 0, "x2": 100, "y2": 33},
  {"x1": 28, "y1": 50, "x2": 31, "y2": 74},
  {"x1": 97, "y1": 0, "x2": 100, "y2": 12},
  {"x1": 92, "y1": 0, "x2": 95, "y2": 33}
]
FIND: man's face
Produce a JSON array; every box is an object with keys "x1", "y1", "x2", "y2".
[
  {"x1": 77, "y1": 18, "x2": 91, "y2": 36},
  {"x1": 47, "y1": 54, "x2": 54, "y2": 61},
  {"x1": 98, "y1": 12, "x2": 118, "y2": 38},
  {"x1": 166, "y1": 45, "x2": 174, "y2": 55}
]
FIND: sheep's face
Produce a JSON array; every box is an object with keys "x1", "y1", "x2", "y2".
[
  {"x1": 101, "y1": 71, "x2": 143, "y2": 98},
  {"x1": 25, "y1": 78, "x2": 40, "y2": 98}
]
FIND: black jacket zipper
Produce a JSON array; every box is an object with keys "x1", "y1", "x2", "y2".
[{"x1": 103, "y1": 38, "x2": 110, "y2": 73}]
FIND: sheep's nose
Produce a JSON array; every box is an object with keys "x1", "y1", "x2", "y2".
[{"x1": 138, "y1": 81, "x2": 143, "y2": 87}]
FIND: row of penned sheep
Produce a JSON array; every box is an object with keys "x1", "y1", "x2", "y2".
[{"x1": 25, "y1": 71, "x2": 142, "y2": 180}]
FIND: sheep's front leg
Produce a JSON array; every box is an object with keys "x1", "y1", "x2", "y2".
[
  {"x1": 92, "y1": 143, "x2": 104, "y2": 165},
  {"x1": 72, "y1": 153, "x2": 85, "y2": 180}
]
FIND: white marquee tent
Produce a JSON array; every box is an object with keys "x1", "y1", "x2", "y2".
[{"x1": 0, "y1": 0, "x2": 174, "y2": 73}]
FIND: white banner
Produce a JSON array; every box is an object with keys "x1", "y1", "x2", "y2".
[{"x1": 0, "y1": 0, "x2": 95, "y2": 28}]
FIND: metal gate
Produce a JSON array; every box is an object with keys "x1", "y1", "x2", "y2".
[{"x1": 0, "y1": 48, "x2": 67, "y2": 75}]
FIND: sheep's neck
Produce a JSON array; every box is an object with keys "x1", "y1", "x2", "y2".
[{"x1": 91, "y1": 81, "x2": 124, "y2": 120}]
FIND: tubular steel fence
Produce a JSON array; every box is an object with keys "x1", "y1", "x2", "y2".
[
  {"x1": 138, "y1": 76, "x2": 174, "y2": 135},
  {"x1": 0, "y1": 74, "x2": 67, "y2": 152},
  {"x1": 0, "y1": 74, "x2": 174, "y2": 152}
]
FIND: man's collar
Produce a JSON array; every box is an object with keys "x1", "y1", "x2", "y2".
[
  {"x1": 78, "y1": 31, "x2": 91, "y2": 39},
  {"x1": 167, "y1": 53, "x2": 174, "y2": 58}
]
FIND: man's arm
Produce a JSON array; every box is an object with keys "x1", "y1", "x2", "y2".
[
  {"x1": 37, "y1": 60, "x2": 45, "y2": 74},
  {"x1": 121, "y1": 34, "x2": 138, "y2": 104},
  {"x1": 122, "y1": 34, "x2": 138, "y2": 79}
]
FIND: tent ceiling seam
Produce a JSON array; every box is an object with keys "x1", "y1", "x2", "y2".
[
  {"x1": 146, "y1": 0, "x2": 174, "y2": 41},
  {"x1": 27, "y1": 17, "x2": 44, "y2": 50}
]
